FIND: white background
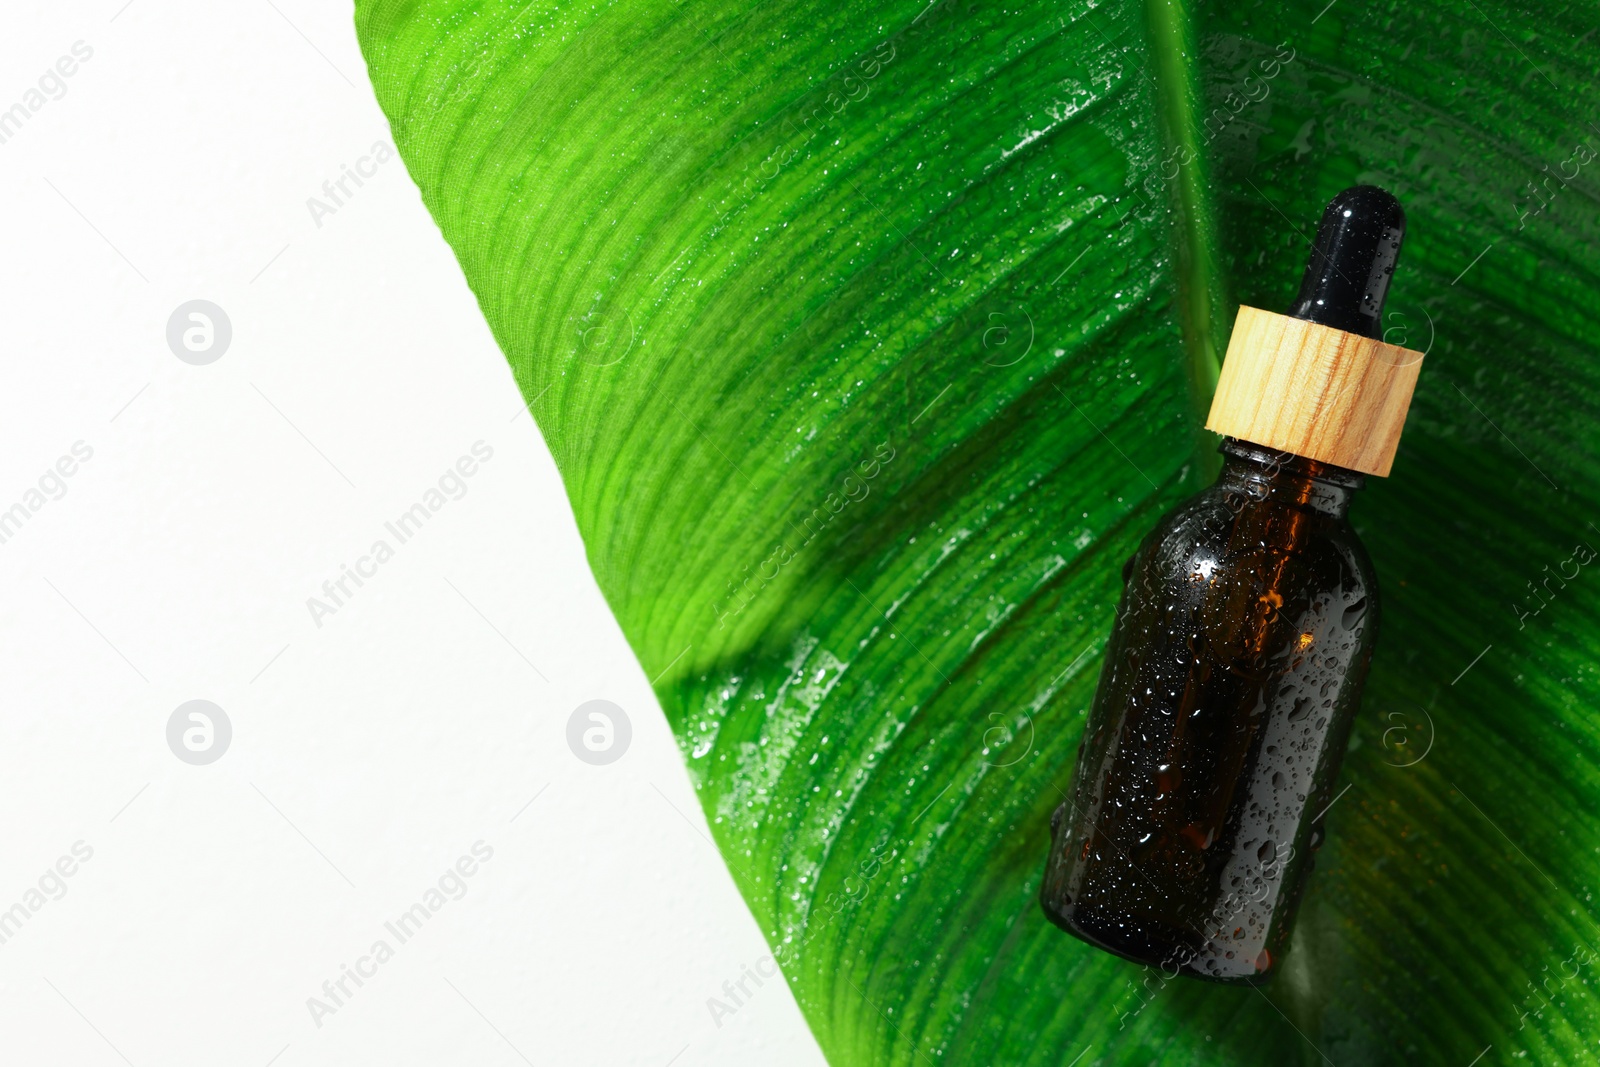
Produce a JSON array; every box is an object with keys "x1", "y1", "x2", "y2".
[{"x1": 0, "y1": 3, "x2": 826, "y2": 1064}]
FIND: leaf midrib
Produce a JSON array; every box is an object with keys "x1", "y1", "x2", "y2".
[{"x1": 1142, "y1": 0, "x2": 1227, "y2": 481}]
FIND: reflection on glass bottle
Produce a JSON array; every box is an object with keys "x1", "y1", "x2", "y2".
[
  {"x1": 1040, "y1": 186, "x2": 1425, "y2": 982},
  {"x1": 1042, "y1": 439, "x2": 1375, "y2": 981}
]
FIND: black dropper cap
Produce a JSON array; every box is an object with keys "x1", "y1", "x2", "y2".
[{"x1": 1286, "y1": 185, "x2": 1405, "y2": 340}]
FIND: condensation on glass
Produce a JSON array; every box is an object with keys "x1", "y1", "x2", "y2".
[{"x1": 1039, "y1": 185, "x2": 1422, "y2": 983}]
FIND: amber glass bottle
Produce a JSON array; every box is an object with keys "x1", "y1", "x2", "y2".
[{"x1": 1040, "y1": 186, "x2": 1424, "y2": 982}]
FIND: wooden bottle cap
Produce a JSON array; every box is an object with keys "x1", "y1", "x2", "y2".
[{"x1": 1204, "y1": 305, "x2": 1424, "y2": 477}]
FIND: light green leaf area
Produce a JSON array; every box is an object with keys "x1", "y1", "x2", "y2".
[{"x1": 355, "y1": 0, "x2": 1600, "y2": 1061}]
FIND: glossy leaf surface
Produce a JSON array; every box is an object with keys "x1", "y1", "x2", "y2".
[{"x1": 354, "y1": 0, "x2": 1600, "y2": 1061}]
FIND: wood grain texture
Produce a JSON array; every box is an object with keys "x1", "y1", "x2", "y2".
[{"x1": 1205, "y1": 305, "x2": 1424, "y2": 476}]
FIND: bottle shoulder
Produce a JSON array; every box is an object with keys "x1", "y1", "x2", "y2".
[
  {"x1": 1137, "y1": 482, "x2": 1379, "y2": 598},
  {"x1": 1116, "y1": 484, "x2": 1381, "y2": 672}
]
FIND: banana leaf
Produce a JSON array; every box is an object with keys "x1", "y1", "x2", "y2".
[{"x1": 353, "y1": 0, "x2": 1600, "y2": 1061}]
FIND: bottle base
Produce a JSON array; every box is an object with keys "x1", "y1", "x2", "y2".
[{"x1": 1042, "y1": 898, "x2": 1275, "y2": 985}]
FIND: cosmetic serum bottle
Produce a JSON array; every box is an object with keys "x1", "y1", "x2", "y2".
[{"x1": 1039, "y1": 186, "x2": 1425, "y2": 983}]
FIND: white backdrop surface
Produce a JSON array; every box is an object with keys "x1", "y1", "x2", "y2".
[{"x1": 0, "y1": 3, "x2": 826, "y2": 1064}]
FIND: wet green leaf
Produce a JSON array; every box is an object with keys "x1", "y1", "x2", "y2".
[{"x1": 355, "y1": 0, "x2": 1600, "y2": 1061}]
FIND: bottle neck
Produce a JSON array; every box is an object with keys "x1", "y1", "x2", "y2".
[{"x1": 1217, "y1": 438, "x2": 1363, "y2": 519}]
